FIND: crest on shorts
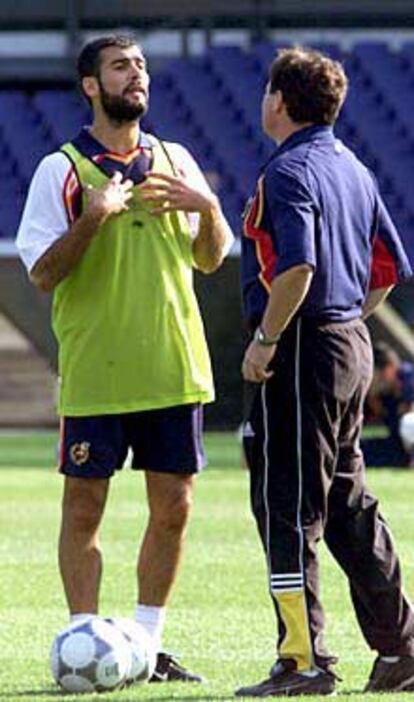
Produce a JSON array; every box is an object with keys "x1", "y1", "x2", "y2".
[{"x1": 70, "y1": 441, "x2": 91, "y2": 465}]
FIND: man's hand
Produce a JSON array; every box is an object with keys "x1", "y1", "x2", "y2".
[
  {"x1": 85, "y1": 171, "x2": 134, "y2": 222},
  {"x1": 29, "y1": 172, "x2": 134, "y2": 292},
  {"x1": 242, "y1": 340, "x2": 276, "y2": 383},
  {"x1": 139, "y1": 171, "x2": 217, "y2": 215}
]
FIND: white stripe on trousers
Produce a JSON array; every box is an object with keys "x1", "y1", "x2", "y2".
[
  {"x1": 294, "y1": 319, "x2": 314, "y2": 665},
  {"x1": 260, "y1": 320, "x2": 314, "y2": 664},
  {"x1": 261, "y1": 381, "x2": 271, "y2": 577}
]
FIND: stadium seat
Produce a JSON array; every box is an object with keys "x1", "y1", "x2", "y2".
[
  {"x1": 308, "y1": 42, "x2": 343, "y2": 61},
  {"x1": 251, "y1": 40, "x2": 287, "y2": 70},
  {"x1": 1, "y1": 42, "x2": 414, "y2": 253}
]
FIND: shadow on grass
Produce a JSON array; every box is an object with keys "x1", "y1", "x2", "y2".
[
  {"x1": 0, "y1": 692, "x2": 60, "y2": 699},
  {"x1": 0, "y1": 693, "x2": 235, "y2": 702}
]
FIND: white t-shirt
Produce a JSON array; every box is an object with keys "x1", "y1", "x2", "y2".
[{"x1": 16, "y1": 140, "x2": 233, "y2": 272}]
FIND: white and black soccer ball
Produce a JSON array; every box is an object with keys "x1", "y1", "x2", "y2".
[
  {"x1": 106, "y1": 617, "x2": 157, "y2": 685},
  {"x1": 50, "y1": 616, "x2": 132, "y2": 693}
]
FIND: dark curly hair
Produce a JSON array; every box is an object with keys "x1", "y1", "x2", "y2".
[
  {"x1": 77, "y1": 35, "x2": 140, "y2": 101},
  {"x1": 77, "y1": 35, "x2": 138, "y2": 80},
  {"x1": 268, "y1": 47, "x2": 348, "y2": 125}
]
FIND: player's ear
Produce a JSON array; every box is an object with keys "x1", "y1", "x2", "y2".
[
  {"x1": 82, "y1": 76, "x2": 99, "y2": 101},
  {"x1": 273, "y1": 90, "x2": 284, "y2": 113}
]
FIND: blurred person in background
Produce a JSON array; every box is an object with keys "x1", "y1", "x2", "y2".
[
  {"x1": 363, "y1": 341, "x2": 414, "y2": 466},
  {"x1": 16, "y1": 35, "x2": 233, "y2": 683}
]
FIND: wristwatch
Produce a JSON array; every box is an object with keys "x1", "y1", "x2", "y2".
[{"x1": 254, "y1": 326, "x2": 281, "y2": 346}]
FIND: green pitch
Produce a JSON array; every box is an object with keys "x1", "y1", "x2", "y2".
[{"x1": 0, "y1": 431, "x2": 414, "y2": 701}]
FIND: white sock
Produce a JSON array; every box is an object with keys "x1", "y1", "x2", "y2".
[
  {"x1": 381, "y1": 656, "x2": 400, "y2": 663},
  {"x1": 69, "y1": 613, "x2": 95, "y2": 624},
  {"x1": 135, "y1": 604, "x2": 166, "y2": 653}
]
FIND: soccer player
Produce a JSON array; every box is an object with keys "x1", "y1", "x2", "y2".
[
  {"x1": 237, "y1": 47, "x2": 414, "y2": 697},
  {"x1": 16, "y1": 35, "x2": 233, "y2": 683}
]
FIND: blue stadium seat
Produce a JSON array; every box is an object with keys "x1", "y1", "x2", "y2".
[
  {"x1": 351, "y1": 42, "x2": 414, "y2": 139},
  {"x1": 1, "y1": 43, "x2": 414, "y2": 254},
  {"x1": 0, "y1": 196, "x2": 25, "y2": 238},
  {"x1": 308, "y1": 42, "x2": 343, "y2": 61},
  {"x1": 33, "y1": 89, "x2": 90, "y2": 142},
  {"x1": 251, "y1": 40, "x2": 287, "y2": 70},
  {"x1": 0, "y1": 90, "x2": 28, "y2": 114}
]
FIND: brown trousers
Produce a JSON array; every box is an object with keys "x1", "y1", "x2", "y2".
[{"x1": 244, "y1": 316, "x2": 414, "y2": 670}]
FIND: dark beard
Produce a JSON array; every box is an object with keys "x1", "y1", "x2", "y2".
[{"x1": 98, "y1": 79, "x2": 148, "y2": 123}]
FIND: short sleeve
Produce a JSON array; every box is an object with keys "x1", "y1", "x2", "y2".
[
  {"x1": 163, "y1": 142, "x2": 234, "y2": 254},
  {"x1": 263, "y1": 165, "x2": 316, "y2": 276},
  {"x1": 369, "y1": 193, "x2": 412, "y2": 289},
  {"x1": 16, "y1": 152, "x2": 74, "y2": 273}
]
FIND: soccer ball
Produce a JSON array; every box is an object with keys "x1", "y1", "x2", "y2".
[
  {"x1": 50, "y1": 616, "x2": 132, "y2": 693},
  {"x1": 399, "y1": 411, "x2": 414, "y2": 452},
  {"x1": 106, "y1": 617, "x2": 157, "y2": 684}
]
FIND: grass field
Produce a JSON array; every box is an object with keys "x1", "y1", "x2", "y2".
[{"x1": 1, "y1": 431, "x2": 414, "y2": 701}]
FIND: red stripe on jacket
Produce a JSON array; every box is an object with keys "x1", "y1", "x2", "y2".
[
  {"x1": 370, "y1": 234, "x2": 399, "y2": 290},
  {"x1": 243, "y1": 179, "x2": 277, "y2": 292}
]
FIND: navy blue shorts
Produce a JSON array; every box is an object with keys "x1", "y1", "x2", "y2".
[{"x1": 59, "y1": 403, "x2": 205, "y2": 478}]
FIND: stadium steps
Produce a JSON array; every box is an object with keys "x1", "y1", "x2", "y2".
[
  {"x1": 370, "y1": 300, "x2": 414, "y2": 363},
  {"x1": 0, "y1": 315, "x2": 56, "y2": 427}
]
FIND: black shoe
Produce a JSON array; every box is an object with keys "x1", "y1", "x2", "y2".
[
  {"x1": 364, "y1": 656, "x2": 414, "y2": 692},
  {"x1": 235, "y1": 661, "x2": 336, "y2": 697},
  {"x1": 149, "y1": 651, "x2": 205, "y2": 683}
]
